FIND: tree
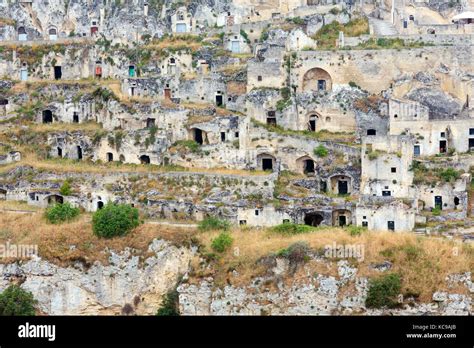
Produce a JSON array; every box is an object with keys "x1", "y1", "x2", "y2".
[
  {"x1": 0, "y1": 285, "x2": 37, "y2": 316},
  {"x1": 45, "y1": 202, "x2": 80, "y2": 224},
  {"x1": 92, "y1": 203, "x2": 140, "y2": 238}
]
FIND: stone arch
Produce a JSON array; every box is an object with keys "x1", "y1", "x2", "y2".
[
  {"x1": 329, "y1": 174, "x2": 353, "y2": 195},
  {"x1": 296, "y1": 155, "x2": 315, "y2": 175},
  {"x1": 257, "y1": 153, "x2": 276, "y2": 171},
  {"x1": 46, "y1": 194, "x2": 64, "y2": 205},
  {"x1": 140, "y1": 155, "x2": 150, "y2": 164},
  {"x1": 307, "y1": 112, "x2": 321, "y2": 131},
  {"x1": 18, "y1": 26, "x2": 26, "y2": 35},
  {"x1": 189, "y1": 128, "x2": 208, "y2": 145},
  {"x1": 302, "y1": 67, "x2": 332, "y2": 92},
  {"x1": 304, "y1": 212, "x2": 324, "y2": 226},
  {"x1": 332, "y1": 209, "x2": 351, "y2": 226}
]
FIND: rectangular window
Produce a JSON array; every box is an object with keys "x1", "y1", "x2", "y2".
[
  {"x1": 470, "y1": 128, "x2": 474, "y2": 135},
  {"x1": 440, "y1": 132, "x2": 446, "y2": 138},
  {"x1": 362, "y1": 221, "x2": 368, "y2": 227},
  {"x1": 414, "y1": 145, "x2": 421, "y2": 156},
  {"x1": 391, "y1": 167, "x2": 396, "y2": 173},
  {"x1": 255, "y1": 210, "x2": 259, "y2": 216},
  {"x1": 382, "y1": 191, "x2": 391, "y2": 196}
]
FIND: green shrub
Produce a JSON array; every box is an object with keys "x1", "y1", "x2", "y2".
[
  {"x1": 59, "y1": 180, "x2": 72, "y2": 196},
  {"x1": 174, "y1": 140, "x2": 201, "y2": 153},
  {"x1": 432, "y1": 207, "x2": 441, "y2": 216},
  {"x1": 0, "y1": 285, "x2": 37, "y2": 316},
  {"x1": 156, "y1": 289, "x2": 180, "y2": 316},
  {"x1": 313, "y1": 144, "x2": 328, "y2": 157},
  {"x1": 272, "y1": 222, "x2": 315, "y2": 235},
  {"x1": 211, "y1": 232, "x2": 233, "y2": 253},
  {"x1": 92, "y1": 203, "x2": 140, "y2": 238},
  {"x1": 439, "y1": 168, "x2": 460, "y2": 183},
  {"x1": 365, "y1": 273, "x2": 401, "y2": 309},
  {"x1": 347, "y1": 225, "x2": 365, "y2": 236},
  {"x1": 198, "y1": 217, "x2": 230, "y2": 232},
  {"x1": 45, "y1": 202, "x2": 80, "y2": 224},
  {"x1": 276, "y1": 242, "x2": 311, "y2": 272}
]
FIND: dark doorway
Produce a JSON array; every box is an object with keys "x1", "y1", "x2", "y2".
[
  {"x1": 387, "y1": 221, "x2": 395, "y2": 231},
  {"x1": 338, "y1": 180, "x2": 348, "y2": 195},
  {"x1": 193, "y1": 129, "x2": 204, "y2": 145},
  {"x1": 439, "y1": 140, "x2": 447, "y2": 153},
  {"x1": 97, "y1": 201, "x2": 104, "y2": 210},
  {"x1": 469, "y1": 139, "x2": 474, "y2": 151},
  {"x1": 434, "y1": 196, "x2": 443, "y2": 210},
  {"x1": 220, "y1": 132, "x2": 226, "y2": 142},
  {"x1": 146, "y1": 118, "x2": 155, "y2": 128},
  {"x1": 77, "y1": 146, "x2": 83, "y2": 160},
  {"x1": 107, "y1": 153, "x2": 113, "y2": 162},
  {"x1": 304, "y1": 159, "x2": 315, "y2": 174},
  {"x1": 320, "y1": 180, "x2": 327, "y2": 193},
  {"x1": 73, "y1": 112, "x2": 79, "y2": 123},
  {"x1": 47, "y1": 195, "x2": 64, "y2": 205},
  {"x1": 262, "y1": 158, "x2": 273, "y2": 171},
  {"x1": 54, "y1": 66, "x2": 62, "y2": 80},
  {"x1": 266, "y1": 117, "x2": 276, "y2": 125},
  {"x1": 42, "y1": 110, "x2": 53, "y2": 123},
  {"x1": 57, "y1": 147, "x2": 63, "y2": 157},
  {"x1": 304, "y1": 213, "x2": 324, "y2": 227},
  {"x1": 215, "y1": 95, "x2": 223, "y2": 107},
  {"x1": 367, "y1": 129, "x2": 376, "y2": 136},
  {"x1": 454, "y1": 197, "x2": 460, "y2": 207},
  {"x1": 338, "y1": 215, "x2": 347, "y2": 227},
  {"x1": 309, "y1": 116, "x2": 317, "y2": 131},
  {"x1": 317, "y1": 80, "x2": 326, "y2": 91},
  {"x1": 140, "y1": 155, "x2": 150, "y2": 164},
  {"x1": 0, "y1": 188, "x2": 7, "y2": 200}
]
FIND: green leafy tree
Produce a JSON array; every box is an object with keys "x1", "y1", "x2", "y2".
[
  {"x1": 45, "y1": 202, "x2": 80, "y2": 224},
  {"x1": 211, "y1": 232, "x2": 233, "y2": 253},
  {"x1": 92, "y1": 203, "x2": 140, "y2": 238},
  {"x1": 0, "y1": 285, "x2": 37, "y2": 316}
]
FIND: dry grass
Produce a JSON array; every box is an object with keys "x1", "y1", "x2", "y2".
[
  {"x1": 195, "y1": 228, "x2": 474, "y2": 302},
  {"x1": 0, "y1": 211, "x2": 197, "y2": 266}
]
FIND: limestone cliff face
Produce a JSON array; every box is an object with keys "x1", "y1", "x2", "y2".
[
  {"x1": 178, "y1": 260, "x2": 473, "y2": 316},
  {"x1": 0, "y1": 240, "x2": 194, "y2": 315}
]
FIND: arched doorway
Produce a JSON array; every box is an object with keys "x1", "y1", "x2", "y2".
[
  {"x1": 107, "y1": 153, "x2": 113, "y2": 162},
  {"x1": 296, "y1": 155, "x2": 316, "y2": 175},
  {"x1": 48, "y1": 27, "x2": 58, "y2": 40},
  {"x1": 97, "y1": 201, "x2": 104, "y2": 210},
  {"x1": 330, "y1": 174, "x2": 352, "y2": 195},
  {"x1": 140, "y1": 155, "x2": 150, "y2": 164},
  {"x1": 302, "y1": 68, "x2": 332, "y2": 92},
  {"x1": 257, "y1": 153, "x2": 276, "y2": 171},
  {"x1": 18, "y1": 26, "x2": 27, "y2": 41},
  {"x1": 304, "y1": 212, "x2": 324, "y2": 226},
  {"x1": 190, "y1": 128, "x2": 207, "y2": 145},
  {"x1": 0, "y1": 188, "x2": 6, "y2": 200},
  {"x1": 308, "y1": 113, "x2": 319, "y2": 131},
  {"x1": 46, "y1": 194, "x2": 64, "y2": 205},
  {"x1": 332, "y1": 209, "x2": 352, "y2": 227}
]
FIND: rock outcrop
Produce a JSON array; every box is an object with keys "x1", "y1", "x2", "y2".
[{"x1": 0, "y1": 240, "x2": 194, "y2": 315}]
